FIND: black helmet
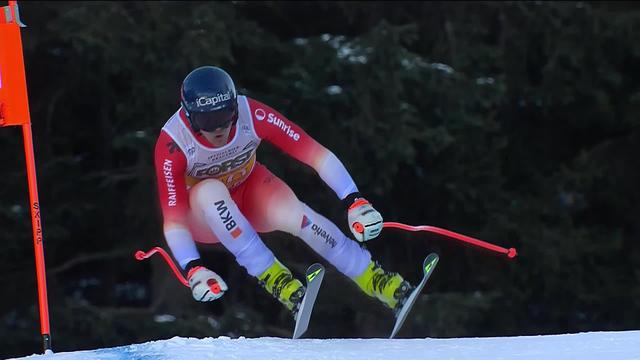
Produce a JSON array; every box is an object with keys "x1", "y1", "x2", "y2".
[{"x1": 180, "y1": 66, "x2": 238, "y2": 132}]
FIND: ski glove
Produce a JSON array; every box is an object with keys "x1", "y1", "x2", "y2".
[
  {"x1": 186, "y1": 266, "x2": 228, "y2": 302},
  {"x1": 345, "y1": 193, "x2": 383, "y2": 242}
]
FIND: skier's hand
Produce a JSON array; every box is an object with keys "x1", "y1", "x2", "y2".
[
  {"x1": 347, "y1": 197, "x2": 383, "y2": 242},
  {"x1": 187, "y1": 266, "x2": 228, "y2": 302}
]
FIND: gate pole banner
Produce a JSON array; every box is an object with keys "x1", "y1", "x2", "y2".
[
  {"x1": 0, "y1": 1, "x2": 53, "y2": 353},
  {"x1": 0, "y1": 1, "x2": 29, "y2": 126}
]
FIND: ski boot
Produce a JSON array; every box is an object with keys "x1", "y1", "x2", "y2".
[
  {"x1": 258, "y1": 259, "x2": 306, "y2": 316},
  {"x1": 353, "y1": 260, "x2": 414, "y2": 316}
]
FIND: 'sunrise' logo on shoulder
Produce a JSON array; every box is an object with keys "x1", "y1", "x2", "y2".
[{"x1": 266, "y1": 113, "x2": 300, "y2": 141}]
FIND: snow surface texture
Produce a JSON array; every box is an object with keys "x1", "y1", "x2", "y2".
[{"x1": 9, "y1": 331, "x2": 640, "y2": 360}]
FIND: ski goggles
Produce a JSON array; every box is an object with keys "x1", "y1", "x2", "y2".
[{"x1": 192, "y1": 106, "x2": 238, "y2": 132}]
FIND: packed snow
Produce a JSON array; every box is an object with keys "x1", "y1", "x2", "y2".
[{"x1": 9, "y1": 330, "x2": 640, "y2": 360}]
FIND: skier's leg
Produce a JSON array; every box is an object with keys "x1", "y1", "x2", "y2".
[
  {"x1": 239, "y1": 165, "x2": 413, "y2": 309},
  {"x1": 189, "y1": 178, "x2": 304, "y2": 311},
  {"x1": 189, "y1": 178, "x2": 274, "y2": 277},
  {"x1": 239, "y1": 164, "x2": 371, "y2": 277}
]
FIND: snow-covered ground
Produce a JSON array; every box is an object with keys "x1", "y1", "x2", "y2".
[{"x1": 9, "y1": 330, "x2": 640, "y2": 360}]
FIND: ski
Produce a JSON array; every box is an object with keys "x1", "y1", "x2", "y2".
[
  {"x1": 389, "y1": 253, "x2": 439, "y2": 339},
  {"x1": 292, "y1": 263, "x2": 325, "y2": 339}
]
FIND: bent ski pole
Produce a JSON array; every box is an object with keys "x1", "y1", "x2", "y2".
[
  {"x1": 383, "y1": 222, "x2": 517, "y2": 259},
  {"x1": 135, "y1": 247, "x2": 223, "y2": 294},
  {"x1": 134, "y1": 247, "x2": 189, "y2": 287},
  {"x1": 352, "y1": 221, "x2": 517, "y2": 259}
]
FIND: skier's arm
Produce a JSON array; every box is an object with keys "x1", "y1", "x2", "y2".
[
  {"x1": 248, "y1": 98, "x2": 382, "y2": 241},
  {"x1": 155, "y1": 131, "x2": 228, "y2": 301},
  {"x1": 248, "y1": 98, "x2": 358, "y2": 199},
  {"x1": 154, "y1": 131, "x2": 201, "y2": 269}
]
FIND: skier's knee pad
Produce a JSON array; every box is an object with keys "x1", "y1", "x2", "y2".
[{"x1": 189, "y1": 178, "x2": 231, "y2": 210}]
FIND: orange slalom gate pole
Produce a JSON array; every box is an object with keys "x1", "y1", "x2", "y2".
[
  {"x1": 0, "y1": 1, "x2": 52, "y2": 353},
  {"x1": 22, "y1": 123, "x2": 52, "y2": 352}
]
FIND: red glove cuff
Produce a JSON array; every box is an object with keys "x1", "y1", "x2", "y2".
[
  {"x1": 187, "y1": 265, "x2": 205, "y2": 280},
  {"x1": 349, "y1": 198, "x2": 370, "y2": 210}
]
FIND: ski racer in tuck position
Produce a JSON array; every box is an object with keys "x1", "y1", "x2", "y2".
[{"x1": 154, "y1": 66, "x2": 412, "y2": 317}]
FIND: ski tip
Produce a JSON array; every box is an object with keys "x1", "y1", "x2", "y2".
[
  {"x1": 294, "y1": 264, "x2": 325, "y2": 340},
  {"x1": 306, "y1": 263, "x2": 324, "y2": 273},
  {"x1": 422, "y1": 253, "x2": 439, "y2": 275},
  {"x1": 306, "y1": 263, "x2": 325, "y2": 283}
]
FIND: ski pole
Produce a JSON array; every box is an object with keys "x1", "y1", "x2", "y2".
[
  {"x1": 135, "y1": 247, "x2": 223, "y2": 294},
  {"x1": 134, "y1": 247, "x2": 189, "y2": 287},
  {"x1": 383, "y1": 222, "x2": 517, "y2": 258},
  {"x1": 353, "y1": 221, "x2": 517, "y2": 259}
]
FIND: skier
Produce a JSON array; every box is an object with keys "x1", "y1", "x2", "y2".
[{"x1": 154, "y1": 66, "x2": 412, "y2": 316}]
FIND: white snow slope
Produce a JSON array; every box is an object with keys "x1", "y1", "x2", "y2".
[{"x1": 8, "y1": 330, "x2": 640, "y2": 360}]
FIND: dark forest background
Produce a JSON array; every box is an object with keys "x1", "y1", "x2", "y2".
[{"x1": 1, "y1": 1, "x2": 639, "y2": 358}]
